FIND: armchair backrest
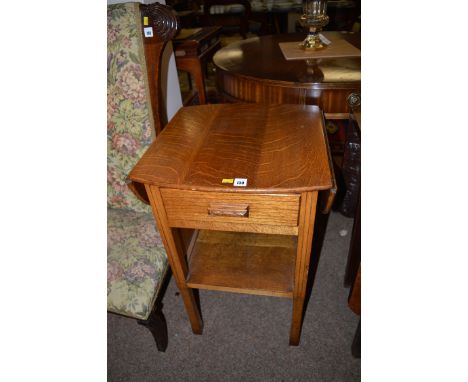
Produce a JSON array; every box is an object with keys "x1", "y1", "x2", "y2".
[{"x1": 107, "y1": 2, "x2": 178, "y2": 212}]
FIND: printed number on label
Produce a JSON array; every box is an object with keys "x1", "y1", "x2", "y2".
[
  {"x1": 144, "y1": 27, "x2": 153, "y2": 38},
  {"x1": 233, "y1": 178, "x2": 247, "y2": 187}
]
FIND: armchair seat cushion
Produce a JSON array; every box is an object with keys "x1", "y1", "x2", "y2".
[{"x1": 107, "y1": 208, "x2": 168, "y2": 320}]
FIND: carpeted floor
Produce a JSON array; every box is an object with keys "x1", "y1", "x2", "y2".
[{"x1": 107, "y1": 211, "x2": 360, "y2": 381}]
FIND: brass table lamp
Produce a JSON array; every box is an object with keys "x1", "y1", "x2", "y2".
[{"x1": 299, "y1": 0, "x2": 329, "y2": 50}]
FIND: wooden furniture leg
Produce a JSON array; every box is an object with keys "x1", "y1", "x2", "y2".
[
  {"x1": 289, "y1": 191, "x2": 318, "y2": 345},
  {"x1": 344, "y1": 197, "x2": 361, "y2": 287},
  {"x1": 176, "y1": 57, "x2": 207, "y2": 105},
  {"x1": 351, "y1": 319, "x2": 361, "y2": 358},
  {"x1": 146, "y1": 184, "x2": 203, "y2": 334},
  {"x1": 136, "y1": 268, "x2": 171, "y2": 352},
  {"x1": 347, "y1": 199, "x2": 361, "y2": 358},
  {"x1": 137, "y1": 303, "x2": 168, "y2": 352},
  {"x1": 191, "y1": 61, "x2": 207, "y2": 104}
]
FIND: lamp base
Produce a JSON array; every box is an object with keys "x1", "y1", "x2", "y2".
[{"x1": 300, "y1": 32, "x2": 326, "y2": 50}]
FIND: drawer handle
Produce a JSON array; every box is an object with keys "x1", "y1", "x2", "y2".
[{"x1": 208, "y1": 203, "x2": 249, "y2": 218}]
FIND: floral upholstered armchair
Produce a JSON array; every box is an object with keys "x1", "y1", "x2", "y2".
[{"x1": 107, "y1": 2, "x2": 177, "y2": 351}]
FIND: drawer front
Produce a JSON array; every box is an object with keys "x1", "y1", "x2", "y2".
[{"x1": 160, "y1": 189, "x2": 300, "y2": 228}]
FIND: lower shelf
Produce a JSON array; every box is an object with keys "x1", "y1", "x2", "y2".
[{"x1": 186, "y1": 230, "x2": 297, "y2": 298}]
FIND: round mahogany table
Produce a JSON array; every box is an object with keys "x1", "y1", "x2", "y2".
[{"x1": 213, "y1": 32, "x2": 361, "y2": 116}]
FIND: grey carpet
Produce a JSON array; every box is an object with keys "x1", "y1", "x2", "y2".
[{"x1": 108, "y1": 211, "x2": 360, "y2": 381}]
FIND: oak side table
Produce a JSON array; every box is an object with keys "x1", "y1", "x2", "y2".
[{"x1": 129, "y1": 103, "x2": 335, "y2": 345}]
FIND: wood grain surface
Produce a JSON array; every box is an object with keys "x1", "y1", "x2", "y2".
[
  {"x1": 128, "y1": 2, "x2": 336, "y2": 346},
  {"x1": 140, "y1": 4, "x2": 178, "y2": 135},
  {"x1": 213, "y1": 32, "x2": 360, "y2": 113},
  {"x1": 160, "y1": 189, "x2": 300, "y2": 227},
  {"x1": 289, "y1": 191, "x2": 318, "y2": 345},
  {"x1": 146, "y1": 184, "x2": 204, "y2": 335},
  {"x1": 186, "y1": 230, "x2": 296, "y2": 297},
  {"x1": 129, "y1": 103, "x2": 334, "y2": 193}
]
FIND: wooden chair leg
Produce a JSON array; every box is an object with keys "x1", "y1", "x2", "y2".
[
  {"x1": 187, "y1": 72, "x2": 193, "y2": 90},
  {"x1": 351, "y1": 319, "x2": 361, "y2": 358},
  {"x1": 137, "y1": 303, "x2": 168, "y2": 352}
]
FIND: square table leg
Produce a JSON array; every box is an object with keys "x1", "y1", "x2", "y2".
[
  {"x1": 289, "y1": 191, "x2": 318, "y2": 345},
  {"x1": 146, "y1": 185, "x2": 203, "y2": 334}
]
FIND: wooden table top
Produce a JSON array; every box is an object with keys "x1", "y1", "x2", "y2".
[
  {"x1": 129, "y1": 103, "x2": 334, "y2": 193},
  {"x1": 213, "y1": 32, "x2": 360, "y2": 87},
  {"x1": 173, "y1": 26, "x2": 221, "y2": 46}
]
